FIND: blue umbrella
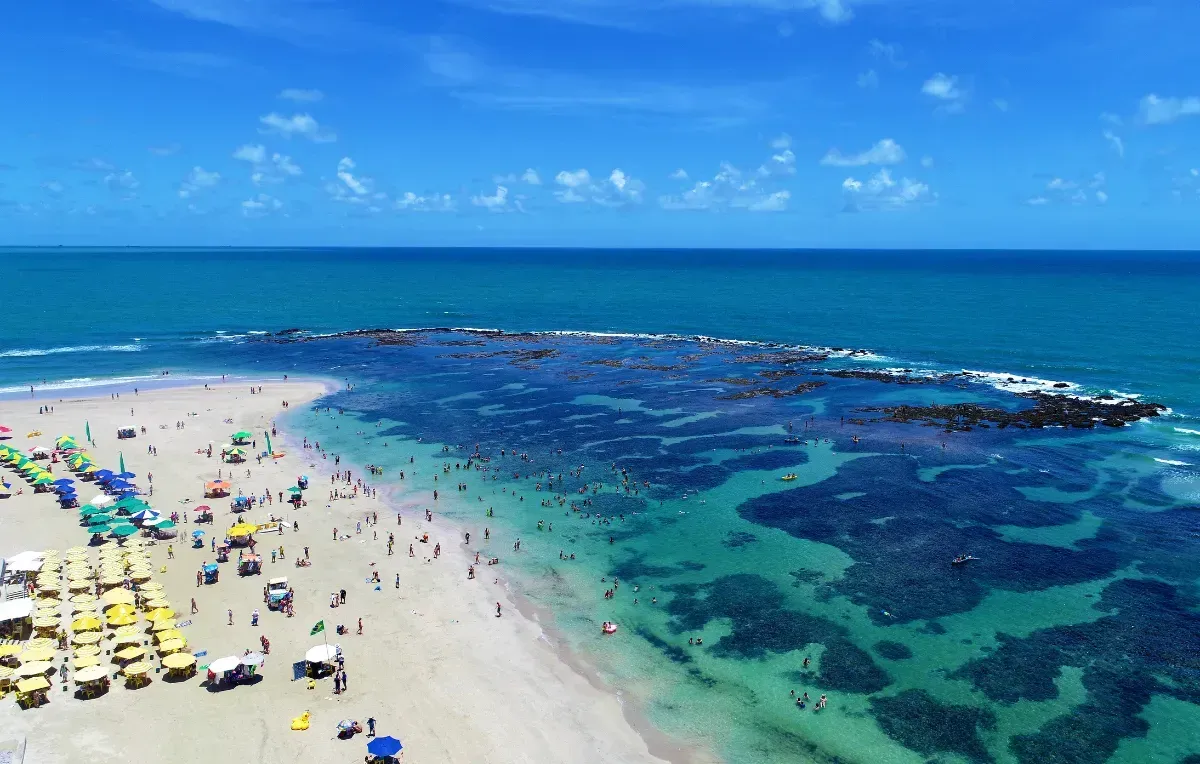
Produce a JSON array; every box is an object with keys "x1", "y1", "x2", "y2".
[
  {"x1": 53, "y1": 478, "x2": 75, "y2": 485},
  {"x1": 109, "y1": 480, "x2": 132, "y2": 489},
  {"x1": 366, "y1": 737, "x2": 403, "y2": 758},
  {"x1": 94, "y1": 469, "x2": 114, "y2": 478},
  {"x1": 116, "y1": 471, "x2": 136, "y2": 479},
  {"x1": 191, "y1": 530, "x2": 205, "y2": 538}
]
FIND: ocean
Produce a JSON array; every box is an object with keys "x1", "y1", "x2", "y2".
[{"x1": 3, "y1": 247, "x2": 1200, "y2": 763}]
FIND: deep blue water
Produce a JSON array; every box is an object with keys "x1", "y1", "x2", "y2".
[{"x1": 3, "y1": 248, "x2": 1200, "y2": 763}]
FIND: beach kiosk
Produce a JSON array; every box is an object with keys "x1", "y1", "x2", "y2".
[
  {"x1": 203, "y1": 563, "x2": 220, "y2": 585},
  {"x1": 238, "y1": 554, "x2": 263, "y2": 576},
  {"x1": 116, "y1": 427, "x2": 136, "y2": 440},
  {"x1": 267, "y1": 577, "x2": 290, "y2": 610}
]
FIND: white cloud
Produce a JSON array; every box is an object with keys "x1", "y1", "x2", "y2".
[
  {"x1": 1095, "y1": 190, "x2": 1109, "y2": 204},
  {"x1": 493, "y1": 168, "x2": 542, "y2": 185},
  {"x1": 241, "y1": 193, "x2": 282, "y2": 217},
  {"x1": 1137, "y1": 94, "x2": 1200, "y2": 125},
  {"x1": 1025, "y1": 196, "x2": 1050, "y2": 206},
  {"x1": 75, "y1": 158, "x2": 115, "y2": 172},
  {"x1": 1032, "y1": 171, "x2": 1107, "y2": 206},
  {"x1": 813, "y1": 0, "x2": 852, "y2": 23},
  {"x1": 770, "y1": 134, "x2": 792, "y2": 150},
  {"x1": 992, "y1": 98, "x2": 1009, "y2": 112},
  {"x1": 869, "y1": 39, "x2": 904, "y2": 67},
  {"x1": 660, "y1": 148, "x2": 789, "y2": 212},
  {"x1": 922, "y1": 73, "x2": 966, "y2": 113},
  {"x1": 742, "y1": 190, "x2": 789, "y2": 212},
  {"x1": 758, "y1": 148, "x2": 796, "y2": 177},
  {"x1": 104, "y1": 171, "x2": 140, "y2": 195},
  {"x1": 41, "y1": 181, "x2": 64, "y2": 195},
  {"x1": 555, "y1": 169, "x2": 591, "y2": 188},
  {"x1": 841, "y1": 168, "x2": 932, "y2": 211},
  {"x1": 669, "y1": 168, "x2": 689, "y2": 180},
  {"x1": 472, "y1": 185, "x2": 510, "y2": 210},
  {"x1": 920, "y1": 156, "x2": 934, "y2": 168},
  {"x1": 233, "y1": 144, "x2": 267, "y2": 164},
  {"x1": 520, "y1": 168, "x2": 541, "y2": 185},
  {"x1": 857, "y1": 69, "x2": 879, "y2": 89},
  {"x1": 259, "y1": 112, "x2": 336, "y2": 142},
  {"x1": 1100, "y1": 112, "x2": 1123, "y2": 126},
  {"x1": 1046, "y1": 178, "x2": 1075, "y2": 191},
  {"x1": 1102, "y1": 130, "x2": 1124, "y2": 158},
  {"x1": 820, "y1": 138, "x2": 905, "y2": 167},
  {"x1": 335, "y1": 157, "x2": 371, "y2": 196},
  {"x1": 278, "y1": 88, "x2": 324, "y2": 103},
  {"x1": 178, "y1": 166, "x2": 220, "y2": 198},
  {"x1": 396, "y1": 192, "x2": 457, "y2": 212}
]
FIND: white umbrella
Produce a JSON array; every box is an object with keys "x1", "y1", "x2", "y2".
[
  {"x1": 207, "y1": 656, "x2": 241, "y2": 673},
  {"x1": 90, "y1": 495, "x2": 114, "y2": 508},
  {"x1": 240, "y1": 651, "x2": 265, "y2": 667},
  {"x1": 130, "y1": 509, "x2": 160, "y2": 521},
  {"x1": 305, "y1": 644, "x2": 338, "y2": 663}
]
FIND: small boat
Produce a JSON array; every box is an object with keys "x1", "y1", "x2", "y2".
[
  {"x1": 784, "y1": 436, "x2": 801, "y2": 444},
  {"x1": 780, "y1": 474, "x2": 798, "y2": 481},
  {"x1": 602, "y1": 622, "x2": 618, "y2": 635},
  {"x1": 951, "y1": 555, "x2": 979, "y2": 565}
]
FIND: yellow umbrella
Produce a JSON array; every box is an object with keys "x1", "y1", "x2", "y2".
[
  {"x1": 101, "y1": 589, "x2": 135, "y2": 606},
  {"x1": 105, "y1": 604, "x2": 137, "y2": 618},
  {"x1": 113, "y1": 624, "x2": 141, "y2": 637},
  {"x1": 107, "y1": 614, "x2": 138, "y2": 627},
  {"x1": 69, "y1": 593, "x2": 96, "y2": 605},
  {"x1": 122, "y1": 661, "x2": 150, "y2": 676},
  {"x1": 0, "y1": 644, "x2": 24, "y2": 657},
  {"x1": 0, "y1": 665, "x2": 14, "y2": 679},
  {"x1": 26, "y1": 638, "x2": 55, "y2": 651},
  {"x1": 155, "y1": 629, "x2": 183, "y2": 642},
  {"x1": 32, "y1": 617, "x2": 59, "y2": 629},
  {"x1": 162, "y1": 653, "x2": 195, "y2": 669},
  {"x1": 158, "y1": 638, "x2": 185, "y2": 654},
  {"x1": 72, "y1": 631, "x2": 101, "y2": 645},
  {"x1": 37, "y1": 583, "x2": 61, "y2": 594},
  {"x1": 74, "y1": 655, "x2": 101, "y2": 669},
  {"x1": 16, "y1": 676, "x2": 50, "y2": 694},
  {"x1": 128, "y1": 570, "x2": 152, "y2": 581},
  {"x1": 114, "y1": 646, "x2": 144, "y2": 661},
  {"x1": 113, "y1": 633, "x2": 142, "y2": 645},
  {"x1": 139, "y1": 581, "x2": 164, "y2": 592},
  {"x1": 66, "y1": 546, "x2": 87, "y2": 555},
  {"x1": 42, "y1": 549, "x2": 59, "y2": 556},
  {"x1": 16, "y1": 661, "x2": 53, "y2": 677},
  {"x1": 227, "y1": 523, "x2": 257, "y2": 537},
  {"x1": 35, "y1": 607, "x2": 60, "y2": 619},
  {"x1": 144, "y1": 598, "x2": 170, "y2": 610},
  {"x1": 19, "y1": 647, "x2": 56, "y2": 662},
  {"x1": 74, "y1": 644, "x2": 101, "y2": 657},
  {"x1": 151, "y1": 619, "x2": 177, "y2": 632},
  {"x1": 67, "y1": 581, "x2": 91, "y2": 592},
  {"x1": 72, "y1": 603, "x2": 101, "y2": 616},
  {"x1": 71, "y1": 615, "x2": 102, "y2": 631},
  {"x1": 146, "y1": 608, "x2": 175, "y2": 622}
]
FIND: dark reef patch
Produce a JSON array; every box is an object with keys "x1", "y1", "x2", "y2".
[
  {"x1": 870, "y1": 690, "x2": 996, "y2": 763},
  {"x1": 953, "y1": 578, "x2": 1200, "y2": 764},
  {"x1": 874, "y1": 640, "x2": 913, "y2": 660},
  {"x1": 664, "y1": 574, "x2": 890, "y2": 694},
  {"x1": 861, "y1": 392, "x2": 1165, "y2": 431}
]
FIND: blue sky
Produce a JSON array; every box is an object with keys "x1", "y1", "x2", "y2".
[{"x1": 2, "y1": 0, "x2": 1199, "y2": 248}]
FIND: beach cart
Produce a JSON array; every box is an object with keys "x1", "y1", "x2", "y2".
[
  {"x1": 116, "y1": 427, "x2": 136, "y2": 440},
  {"x1": 238, "y1": 554, "x2": 263, "y2": 576},
  {"x1": 203, "y1": 563, "x2": 219, "y2": 585},
  {"x1": 215, "y1": 544, "x2": 231, "y2": 563},
  {"x1": 267, "y1": 576, "x2": 290, "y2": 610}
]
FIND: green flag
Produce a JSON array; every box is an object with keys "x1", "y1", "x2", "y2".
[
  {"x1": 310, "y1": 620, "x2": 324, "y2": 635},
  {"x1": 85, "y1": 421, "x2": 91, "y2": 443},
  {"x1": 265, "y1": 431, "x2": 272, "y2": 456},
  {"x1": 119, "y1": 452, "x2": 126, "y2": 473}
]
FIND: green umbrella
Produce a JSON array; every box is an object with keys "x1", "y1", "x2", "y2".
[
  {"x1": 87, "y1": 513, "x2": 114, "y2": 524},
  {"x1": 86, "y1": 524, "x2": 112, "y2": 534},
  {"x1": 155, "y1": 520, "x2": 176, "y2": 530},
  {"x1": 79, "y1": 505, "x2": 106, "y2": 516},
  {"x1": 32, "y1": 476, "x2": 54, "y2": 485},
  {"x1": 231, "y1": 431, "x2": 252, "y2": 443},
  {"x1": 110, "y1": 525, "x2": 138, "y2": 537},
  {"x1": 113, "y1": 497, "x2": 151, "y2": 512},
  {"x1": 287, "y1": 486, "x2": 303, "y2": 494}
]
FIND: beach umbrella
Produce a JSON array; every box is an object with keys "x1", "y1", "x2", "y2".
[
  {"x1": 115, "y1": 645, "x2": 145, "y2": 661},
  {"x1": 162, "y1": 653, "x2": 196, "y2": 670},
  {"x1": 287, "y1": 486, "x2": 303, "y2": 494},
  {"x1": 110, "y1": 525, "x2": 138, "y2": 537},
  {"x1": 154, "y1": 520, "x2": 176, "y2": 530},
  {"x1": 16, "y1": 662, "x2": 54, "y2": 677},
  {"x1": 155, "y1": 629, "x2": 183, "y2": 644},
  {"x1": 75, "y1": 665, "x2": 108, "y2": 683},
  {"x1": 73, "y1": 656, "x2": 101, "y2": 670},
  {"x1": 367, "y1": 737, "x2": 404, "y2": 758},
  {"x1": 240, "y1": 651, "x2": 265, "y2": 667},
  {"x1": 105, "y1": 604, "x2": 137, "y2": 618},
  {"x1": 72, "y1": 631, "x2": 102, "y2": 645},
  {"x1": 87, "y1": 524, "x2": 113, "y2": 534},
  {"x1": 54, "y1": 477, "x2": 75, "y2": 486},
  {"x1": 147, "y1": 608, "x2": 175, "y2": 622},
  {"x1": 158, "y1": 638, "x2": 185, "y2": 654},
  {"x1": 152, "y1": 619, "x2": 178, "y2": 632},
  {"x1": 228, "y1": 523, "x2": 257, "y2": 538},
  {"x1": 121, "y1": 661, "x2": 150, "y2": 677},
  {"x1": 79, "y1": 505, "x2": 106, "y2": 516},
  {"x1": 90, "y1": 494, "x2": 114, "y2": 508},
  {"x1": 231, "y1": 431, "x2": 252, "y2": 442},
  {"x1": 107, "y1": 614, "x2": 138, "y2": 627},
  {"x1": 101, "y1": 588, "x2": 135, "y2": 606},
  {"x1": 207, "y1": 656, "x2": 241, "y2": 673},
  {"x1": 71, "y1": 615, "x2": 102, "y2": 631},
  {"x1": 19, "y1": 647, "x2": 56, "y2": 663},
  {"x1": 116, "y1": 471, "x2": 136, "y2": 479},
  {"x1": 129, "y1": 509, "x2": 159, "y2": 521},
  {"x1": 69, "y1": 593, "x2": 96, "y2": 604},
  {"x1": 0, "y1": 645, "x2": 24, "y2": 658},
  {"x1": 191, "y1": 530, "x2": 205, "y2": 538},
  {"x1": 305, "y1": 644, "x2": 338, "y2": 664}
]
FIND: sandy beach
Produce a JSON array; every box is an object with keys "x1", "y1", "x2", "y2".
[{"x1": 0, "y1": 380, "x2": 682, "y2": 764}]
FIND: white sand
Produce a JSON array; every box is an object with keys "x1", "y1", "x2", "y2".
[{"x1": 0, "y1": 381, "x2": 691, "y2": 764}]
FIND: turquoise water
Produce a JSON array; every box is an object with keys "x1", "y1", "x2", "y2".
[{"x1": 4, "y1": 248, "x2": 1200, "y2": 763}]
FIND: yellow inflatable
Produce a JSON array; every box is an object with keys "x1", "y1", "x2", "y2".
[{"x1": 290, "y1": 711, "x2": 311, "y2": 731}]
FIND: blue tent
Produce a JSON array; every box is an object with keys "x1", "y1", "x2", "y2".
[{"x1": 366, "y1": 737, "x2": 403, "y2": 758}]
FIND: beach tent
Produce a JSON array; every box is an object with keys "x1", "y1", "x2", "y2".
[{"x1": 305, "y1": 644, "x2": 338, "y2": 664}]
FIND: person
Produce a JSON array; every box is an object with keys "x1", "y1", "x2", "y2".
[
  {"x1": 367, "y1": 717, "x2": 376, "y2": 737},
  {"x1": 395, "y1": 573, "x2": 400, "y2": 589},
  {"x1": 357, "y1": 617, "x2": 363, "y2": 635},
  {"x1": 251, "y1": 608, "x2": 260, "y2": 626},
  {"x1": 228, "y1": 608, "x2": 233, "y2": 625},
  {"x1": 496, "y1": 602, "x2": 502, "y2": 617},
  {"x1": 167, "y1": 544, "x2": 174, "y2": 559},
  {"x1": 340, "y1": 588, "x2": 347, "y2": 604},
  {"x1": 191, "y1": 598, "x2": 198, "y2": 614}
]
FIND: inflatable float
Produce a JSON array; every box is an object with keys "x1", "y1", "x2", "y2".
[
  {"x1": 290, "y1": 711, "x2": 311, "y2": 730},
  {"x1": 602, "y1": 622, "x2": 618, "y2": 635}
]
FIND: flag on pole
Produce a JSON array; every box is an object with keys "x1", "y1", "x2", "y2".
[
  {"x1": 119, "y1": 452, "x2": 126, "y2": 473},
  {"x1": 310, "y1": 620, "x2": 325, "y2": 635},
  {"x1": 265, "y1": 431, "x2": 272, "y2": 456},
  {"x1": 85, "y1": 421, "x2": 91, "y2": 443}
]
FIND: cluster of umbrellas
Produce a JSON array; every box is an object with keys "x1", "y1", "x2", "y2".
[
  {"x1": 4, "y1": 542, "x2": 199, "y2": 705},
  {"x1": 0, "y1": 444, "x2": 69, "y2": 499},
  {"x1": 78, "y1": 495, "x2": 175, "y2": 538}
]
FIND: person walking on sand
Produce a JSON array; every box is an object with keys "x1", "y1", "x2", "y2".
[
  {"x1": 357, "y1": 618, "x2": 363, "y2": 635},
  {"x1": 496, "y1": 602, "x2": 502, "y2": 617},
  {"x1": 227, "y1": 608, "x2": 234, "y2": 625},
  {"x1": 191, "y1": 598, "x2": 198, "y2": 614},
  {"x1": 367, "y1": 717, "x2": 376, "y2": 737}
]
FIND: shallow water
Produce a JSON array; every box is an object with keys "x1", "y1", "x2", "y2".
[{"x1": 274, "y1": 330, "x2": 1200, "y2": 764}]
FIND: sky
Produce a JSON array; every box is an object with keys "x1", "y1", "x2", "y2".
[{"x1": 1, "y1": 0, "x2": 1199, "y2": 248}]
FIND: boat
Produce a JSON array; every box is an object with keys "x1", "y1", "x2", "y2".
[
  {"x1": 784, "y1": 436, "x2": 801, "y2": 444},
  {"x1": 951, "y1": 555, "x2": 979, "y2": 565},
  {"x1": 780, "y1": 474, "x2": 798, "y2": 481}
]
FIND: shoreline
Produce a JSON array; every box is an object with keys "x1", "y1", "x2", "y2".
[{"x1": 278, "y1": 401, "x2": 714, "y2": 764}]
